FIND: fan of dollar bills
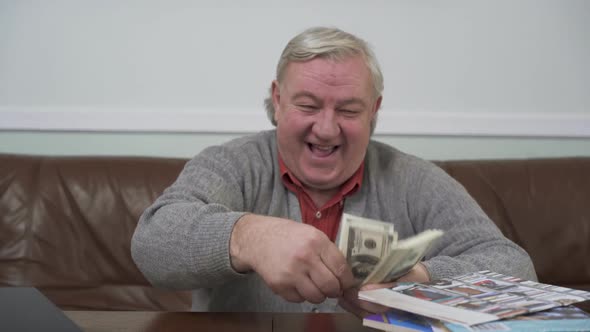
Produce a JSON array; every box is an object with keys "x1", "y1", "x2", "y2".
[{"x1": 337, "y1": 213, "x2": 444, "y2": 286}]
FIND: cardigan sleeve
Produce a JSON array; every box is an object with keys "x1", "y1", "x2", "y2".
[
  {"x1": 131, "y1": 144, "x2": 250, "y2": 290},
  {"x1": 407, "y1": 164, "x2": 537, "y2": 282}
]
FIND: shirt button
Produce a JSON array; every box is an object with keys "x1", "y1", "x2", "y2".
[
  {"x1": 315, "y1": 211, "x2": 322, "y2": 219},
  {"x1": 311, "y1": 307, "x2": 319, "y2": 313}
]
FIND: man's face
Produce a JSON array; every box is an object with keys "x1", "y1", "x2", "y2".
[{"x1": 272, "y1": 56, "x2": 381, "y2": 194}]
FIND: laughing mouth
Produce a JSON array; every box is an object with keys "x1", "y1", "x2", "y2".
[{"x1": 308, "y1": 143, "x2": 339, "y2": 157}]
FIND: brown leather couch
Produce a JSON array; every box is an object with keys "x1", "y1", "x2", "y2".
[{"x1": 1, "y1": 153, "x2": 589, "y2": 311}]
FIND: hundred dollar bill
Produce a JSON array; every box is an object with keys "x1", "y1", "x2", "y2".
[
  {"x1": 337, "y1": 213, "x2": 398, "y2": 285},
  {"x1": 361, "y1": 229, "x2": 444, "y2": 285}
]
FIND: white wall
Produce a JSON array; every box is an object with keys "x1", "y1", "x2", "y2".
[
  {"x1": 1, "y1": 0, "x2": 589, "y2": 158},
  {"x1": 2, "y1": 131, "x2": 590, "y2": 161}
]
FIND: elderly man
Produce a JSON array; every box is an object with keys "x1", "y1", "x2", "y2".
[{"x1": 131, "y1": 26, "x2": 536, "y2": 315}]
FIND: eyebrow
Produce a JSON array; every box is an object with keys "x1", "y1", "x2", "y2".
[{"x1": 336, "y1": 98, "x2": 367, "y2": 108}]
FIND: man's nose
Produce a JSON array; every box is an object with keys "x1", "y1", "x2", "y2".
[{"x1": 313, "y1": 109, "x2": 341, "y2": 138}]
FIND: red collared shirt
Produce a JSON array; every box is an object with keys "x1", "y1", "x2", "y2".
[{"x1": 279, "y1": 155, "x2": 364, "y2": 242}]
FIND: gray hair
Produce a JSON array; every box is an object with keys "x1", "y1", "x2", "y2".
[{"x1": 264, "y1": 26, "x2": 384, "y2": 133}]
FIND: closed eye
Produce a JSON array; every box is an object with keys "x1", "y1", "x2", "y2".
[
  {"x1": 340, "y1": 109, "x2": 361, "y2": 117},
  {"x1": 297, "y1": 104, "x2": 319, "y2": 112}
]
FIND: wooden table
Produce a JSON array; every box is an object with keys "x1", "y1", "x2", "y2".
[{"x1": 64, "y1": 311, "x2": 377, "y2": 332}]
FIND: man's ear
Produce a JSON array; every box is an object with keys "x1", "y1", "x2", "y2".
[
  {"x1": 372, "y1": 96, "x2": 382, "y2": 116},
  {"x1": 271, "y1": 80, "x2": 281, "y2": 123}
]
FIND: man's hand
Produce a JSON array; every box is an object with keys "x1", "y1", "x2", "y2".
[
  {"x1": 229, "y1": 214, "x2": 355, "y2": 304},
  {"x1": 338, "y1": 263, "x2": 431, "y2": 317},
  {"x1": 338, "y1": 283, "x2": 393, "y2": 318},
  {"x1": 397, "y1": 262, "x2": 430, "y2": 284}
]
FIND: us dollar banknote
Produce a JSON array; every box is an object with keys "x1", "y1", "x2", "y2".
[
  {"x1": 361, "y1": 229, "x2": 444, "y2": 285},
  {"x1": 338, "y1": 213, "x2": 444, "y2": 286},
  {"x1": 337, "y1": 213, "x2": 398, "y2": 285}
]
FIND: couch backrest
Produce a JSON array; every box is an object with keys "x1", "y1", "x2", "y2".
[
  {"x1": 1, "y1": 154, "x2": 589, "y2": 310},
  {"x1": 0, "y1": 154, "x2": 190, "y2": 310},
  {"x1": 436, "y1": 158, "x2": 590, "y2": 292}
]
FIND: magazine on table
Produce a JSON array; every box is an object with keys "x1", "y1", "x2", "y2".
[
  {"x1": 363, "y1": 306, "x2": 590, "y2": 332},
  {"x1": 359, "y1": 270, "x2": 590, "y2": 326},
  {"x1": 443, "y1": 305, "x2": 590, "y2": 332},
  {"x1": 363, "y1": 308, "x2": 443, "y2": 332}
]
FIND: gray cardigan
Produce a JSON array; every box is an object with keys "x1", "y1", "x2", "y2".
[{"x1": 131, "y1": 130, "x2": 537, "y2": 312}]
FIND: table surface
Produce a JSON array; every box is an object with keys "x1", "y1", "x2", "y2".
[{"x1": 64, "y1": 311, "x2": 378, "y2": 332}]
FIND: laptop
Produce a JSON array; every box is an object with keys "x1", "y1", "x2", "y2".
[{"x1": 0, "y1": 287, "x2": 82, "y2": 332}]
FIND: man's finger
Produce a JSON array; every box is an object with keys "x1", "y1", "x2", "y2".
[
  {"x1": 360, "y1": 282, "x2": 396, "y2": 291},
  {"x1": 337, "y1": 297, "x2": 367, "y2": 318},
  {"x1": 319, "y1": 244, "x2": 355, "y2": 289},
  {"x1": 308, "y1": 256, "x2": 343, "y2": 298},
  {"x1": 295, "y1": 277, "x2": 326, "y2": 304},
  {"x1": 280, "y1": 287, "x2": 306, "y2": 303},
  {"x1": 357, "y1": 283, "x2": 396, "y2": 313},
  {"x1": 342, "y1": 287, "x2": 390, "y2": 315}
]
